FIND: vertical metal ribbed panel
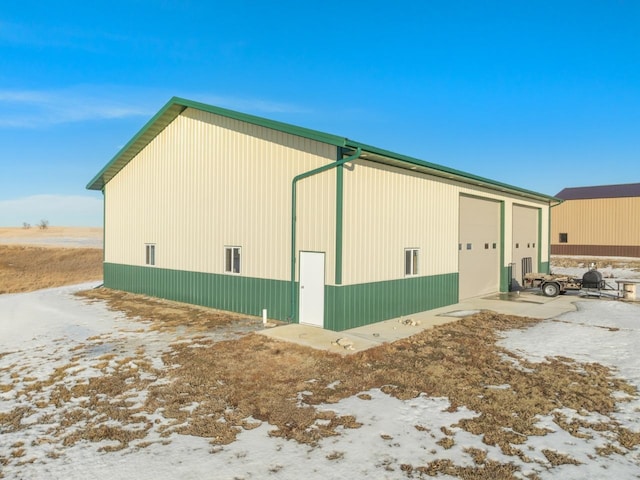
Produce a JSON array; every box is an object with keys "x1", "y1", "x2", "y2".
[
  {"x1": 105, "y1": 107, "x2": 336, "y2": 283},
  {"x1": 551, "y1": 197, "x2": 640, "y2": 247},
  {"x1": 540, "y1": 205, "x2": 550, "y2": 261},
  {"x1": 342, "y1": 160, "x2": 460, "y2": 284},
  {"x1": 341, "y1": 159, "x2": 551, "y2": 286}
]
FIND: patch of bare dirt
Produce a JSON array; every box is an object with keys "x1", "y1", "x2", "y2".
[{"x1": 77, "y1": 288, "x2": 260, "y2": 333}]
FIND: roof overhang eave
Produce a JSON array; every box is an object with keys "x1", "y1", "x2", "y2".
[
  {"x1": 86, "y1": 95, "x2": 561, "y2": 206},
  {"x1": 343, "y1": 142, "x2": 560, "y2": 204}
]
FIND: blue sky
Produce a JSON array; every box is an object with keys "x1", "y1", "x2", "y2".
[{"x1": 1, "y1": 1, "x2": 638, "y2": 226}]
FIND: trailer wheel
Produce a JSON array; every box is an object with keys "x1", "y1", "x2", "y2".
[{"x1": 542, "y1": 282, "x2": 560, "y2": 297}]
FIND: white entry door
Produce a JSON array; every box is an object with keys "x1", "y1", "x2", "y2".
[{"x1": 299, "y1": 251, "x2": 325, "y2": 327}]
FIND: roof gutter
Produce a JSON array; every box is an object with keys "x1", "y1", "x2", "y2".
[
  {"x1": 289, "y1": 147, "x2": 362, "y2": 322},
  {"x1": 344, "y1": 140, "x2": 560, "y2": 204}
]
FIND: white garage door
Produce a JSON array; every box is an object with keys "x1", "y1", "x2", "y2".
[
  {"x1": 459, "y1": 195, "x2": 501, "y2": 300},
  {"x1": 512, "y1": 205, "x2": 539, "y2": 288}
]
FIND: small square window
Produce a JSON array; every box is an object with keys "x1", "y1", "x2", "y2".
[
  {"x1": 466, "y1": 243, "x2": 472, "y2": 250},
  {"x1": 532, "y1": 243, "x2": 535, "y2": 248},
  {"x1": 225, "y1": 246, "x2": 241, "y2": 274},
  {"x1": 458, "y1": 243, "x2": 462, "y2": 251},
  {"x1": 515, "y1": 243, "x2": 519, "y2": 248},
  {"x1": 405, "y1": 248, "x2": 419, "y2": 276},
  {"x1": 145, "y1": 244, "x2": 155, "y2": 266},
  {"x1": 492, "y1": 243, "x2": 497, "y2": 249},
  {"x1": 559, "y1": 233, "x2": 568, "y2": 243},
  {"x1": 527, "y1": 243, "x2": 530, "y2": 248}
]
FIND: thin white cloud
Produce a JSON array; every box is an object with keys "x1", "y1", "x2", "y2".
[
  {"x1": 0, "y1": 87, "x2": 312, "y2": 128},
  {"x1": 0, "y1": 87, "x2": 152, "y2": 128},
  {"x1": 0, "y1": 194, "x2": 102, "y2": 227},
  {"x1": 0, "y1": 90, "x2": 51, "y2": 103}
]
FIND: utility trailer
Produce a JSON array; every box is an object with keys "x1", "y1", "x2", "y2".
[{"x1": 523, "y1": 268, "x2": 606, "y2": 297}]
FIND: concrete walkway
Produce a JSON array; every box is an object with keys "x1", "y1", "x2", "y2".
[{"x1": 258, "y1": 291, "x2": 588, "y2": 355}]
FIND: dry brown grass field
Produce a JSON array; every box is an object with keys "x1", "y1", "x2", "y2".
[
  {"x1": 76, "y1": 287, "x2": 254, "y2": 333},
  {"x1": 0, "y1": 245, "x2": 103, "y2": 294}
]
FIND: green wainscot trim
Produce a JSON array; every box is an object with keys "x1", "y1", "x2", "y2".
[
  {"x1": 105, "y1": 264, "x2": 458, "y2": 331},
  {"x1": 104, "y1": 263, "x2": 294, "y2": 321},
  {"x1": 325, "y1": 273, "x2": 459, "y2": 331}
]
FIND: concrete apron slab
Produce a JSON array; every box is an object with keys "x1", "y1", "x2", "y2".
[
  {"x1": 258, "y1": 291, "x2": 582, "y2": 355},
  {"x1": 257, "y1": 324, "x2": 381, "y2": 356}
]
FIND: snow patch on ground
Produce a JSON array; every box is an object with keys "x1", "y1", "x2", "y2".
[
  {"x1": 499, "y1": 299, "x2": 640, "y2": 477},
  {"x1": 0, "y1": 236, "x2": 103, "y2": 248}
]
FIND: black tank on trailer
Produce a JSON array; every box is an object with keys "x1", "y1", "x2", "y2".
[{"x1": 582, "y1": 269, "x2": 604, "y2": 289}]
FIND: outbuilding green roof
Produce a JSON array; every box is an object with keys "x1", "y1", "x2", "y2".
[{"x1": 87, "y1": 96, "x2": 560, "y2": 203}]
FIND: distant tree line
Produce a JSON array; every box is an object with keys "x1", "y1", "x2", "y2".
[{"x1": 21, "y1": 219, "x2": 49, "y2": 230}]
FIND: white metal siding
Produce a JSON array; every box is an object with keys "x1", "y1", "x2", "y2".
[
  {"x1": 105, "y1": 108, "x2": 337, "y2": 283},
  {"x1": 341, "y1": 159, "x2": 550, "y2": 286},
  {"x1": 104, "y1": 111, "x2": 552, "y2": 290},
  {"x1": 341, "y1": 161, "x2": 459, "y2": 285}
]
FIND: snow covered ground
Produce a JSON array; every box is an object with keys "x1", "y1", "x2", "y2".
[
  {"x1": 499, "y1": 300, "x2": 640, "y2": 479},
  {"x1": 0, "y1": 236, "x2": 103, "y2": 248},
  {"x1": 1, "y1": 281, "x2": 640, "y2": 479},
  {"x1": 551, "y1": 258, "x2": 640, "y2": 289}
]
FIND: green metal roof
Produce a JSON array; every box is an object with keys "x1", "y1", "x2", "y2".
[
  {"x1": 87, "y1": 96, "x2": 560, "y2": 203},
  {"x1": 342, "y1": 140, "x2": 561, "y2": 203}
]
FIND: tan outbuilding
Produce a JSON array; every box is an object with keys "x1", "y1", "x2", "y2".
[
  {"x1": 87, "y1": 97, "x2": 558, "y2": 330},
  {"x1": 551, "y1": 183, "x2": 640, "y2": 258}
]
